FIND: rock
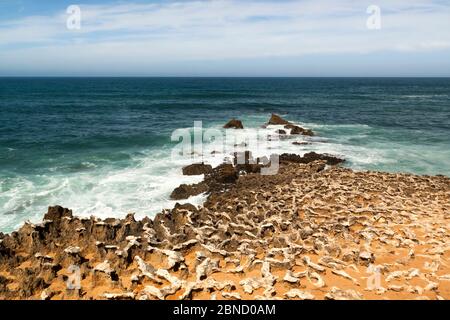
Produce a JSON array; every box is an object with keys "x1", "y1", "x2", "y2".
[
  {"x1": 285, "y1": 124, "x2": 314, "y2": 136},
  {"x1": 283, "y1": 270, "x2": 300, "y2": 284},
  {"x1": 64, "y1": 246, "x2": 80, "y2": 255},
  {"x1": 285, "y1": 289, "x2": 315, "y2": 300},
  {"x1": 331, "y1": 269, "x2": 358, "y2": 284},
  {"x1": 160, "y1": 249, "x2": 184, "y2": 270},
  {"x1": 103, "y1": 292, "x2": 135, "y2": 300},
  {"x1": 173, "y1": 239, "x2": 198, "y2": 251},
  {"x1": 206, "y1": 164, "x2": 238, "y2": 185},
  {"x1": 308, "y1": 272, "x2": 326, "y2": 288},
  {"x1": 155, "y1": 269, "x2": 183, "y2": 289},
  {"x1": 221, "y1": 292, "x2": 241, "y2": 300},
  {"x1": 170, "y1": 183, "x2": 208, "y2": 200},
  {"x1": 203, "y1": 278, "x2": 235, "y2": 291},
  {"x1": 268, "y1": 114, "x2": 291, "y2": 125},
  {"x1": 239, "y1": 278, "x2": 263, "y2": 294},
  {"x1": 359, "y1": 251, "x2": 375, "y2": 266},
  {"x1": 143, "y1": 286, "x2": 165, "y2": 300},
  {"x1": 425, "y1": 282, "x2": 438, "y2": 291},
  {"x1": 280, "y1": 152, "x2": 344, "y2": 166},
  {"x1": 267, "y1": 114, "x2": 314, "y2": 136},
  {"x1": 303, "y1": 256, "x2": 326, "y2": 273},
  {"x1": 325, "y1": 287, "x2": 363, "y2": 300},
  {"x1": 182, "y1": 163, "x2": 213, "y2": 176},
  {"x1": 386, "y1": 270, "x2": 406, "y2": 282},
  {"x1": 276, "y1": 129, "x2": 287, "y2": 135},
  {"x1": 44, "y1": 205, "x2": 73, "y2": 221},
  {"x1": 292, "y1": 141, "x2": 311, "y2": 146},
  {"x1": 179, "y1": 281, "x2": 200, "y2": 300},
  {"x1": 40, "y1": 290, "x2": 52, "y2": 300},
  {"x1": 94, "y1": 260, "x2": 114, "y2": 275},
  {"x1": 196, "y1": 258, "x2": 214, "y2": 281},
  {"x1": 388, "y1": 285, "x2": 404, "y2": 292},
  {"x1": 341, "y1": 249, "x2": 357, "y2": 262},
  {"x1": 134, "y1": 256, "x2": 161, "y2": 284},
  {"x1": 224, "y1": 119, "x2": 244, "y2": 129},
  {"x1": 438, "y1": 274, "x2": 450, "y2": 281}
]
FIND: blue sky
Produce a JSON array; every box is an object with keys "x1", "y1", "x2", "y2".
[{"x1": 0, "y1": 0, "x2": 449, "y2": 76}]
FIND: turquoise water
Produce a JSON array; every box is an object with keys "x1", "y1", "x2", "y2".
[{"x1": 1, "y1": 77, "x2": 449, "y2": 232}]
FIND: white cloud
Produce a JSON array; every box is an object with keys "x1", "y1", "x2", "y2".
[{"x1": 0, "y1": 0, "x2": 449, "y2": 74}]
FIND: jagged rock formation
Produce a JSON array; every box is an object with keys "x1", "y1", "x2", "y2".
[{"x1": 0, "y1": 158, "x2": 449, "y2": 300}]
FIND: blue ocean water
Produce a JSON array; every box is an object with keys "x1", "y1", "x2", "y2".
[{"x1": 1, "y1": 77, "x2": 449, "y2": 232}]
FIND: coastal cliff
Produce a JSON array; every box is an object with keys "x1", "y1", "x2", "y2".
[{"x1": 1, "y1": 156, "x2": 449, "y2": 300}]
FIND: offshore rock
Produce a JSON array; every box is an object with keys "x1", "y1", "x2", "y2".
[
  {"x1": 224, "y1": 119, "x2": 244, "y2": 129},
  {"x1": 280, "y1": 152, "x2": 344, "y2": 166},
  {"x1": 268, "y1": 114, "x2": 291, "y2": 125}
]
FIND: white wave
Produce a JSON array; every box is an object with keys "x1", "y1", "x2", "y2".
[{"x1": 402, "y1": 94, "x2": 449, "y2": 99}]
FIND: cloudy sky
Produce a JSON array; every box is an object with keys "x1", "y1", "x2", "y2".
[{"x1": 0, "y1": 0, "x2": 449, "y2": 76}]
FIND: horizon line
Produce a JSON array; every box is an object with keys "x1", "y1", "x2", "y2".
[{"x1": 1, "y1": 76, "x2": 450, "y2": 79}]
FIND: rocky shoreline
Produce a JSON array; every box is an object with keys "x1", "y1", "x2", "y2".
[{"x1": 0, "y1": 115, "x2": 449, "y2": 300}]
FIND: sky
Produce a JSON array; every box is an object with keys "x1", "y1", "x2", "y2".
[{"x1": 0, "y1": 0, "x2": 449, "y2": 76}]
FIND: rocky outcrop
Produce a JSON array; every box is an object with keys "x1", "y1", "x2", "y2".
[
  {"x1": 268, "y1": 114, "x2": 291, "y2": 125},
  {"x1": 224, "y1": 119, "x2": 244, "y2": 129},
  {"x1": 171, "y1": 151, "x2": 344, "y2": 200},
  {"x1": 182, "y1": 163, "x2": 213, "y2": 176},
  {"x1": 170, "y1": 183, "x2": 209, "y2": 200},
  {"x1": 280, "y1": 152, "x2": 344, "y2": 166},
  {"x1": 267, "y1": 114, "x2": 314, "y2": 136},
  {"x1": 206, "y1": 163, "x2": 238, "y2": 185},
  {"x1": 1, "y1": 158, "x2": 449, "y2": 300},
  {"x1": 285, "y1": 124, "x2": 314, "y2": 136},
  {"x1": 171, "y1": 163, "x2": 239, "y2": 200}
]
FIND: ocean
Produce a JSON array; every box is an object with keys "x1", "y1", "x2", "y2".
[{"x1": 1, "y1": 77, "x2": 449, "y2": 232}]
